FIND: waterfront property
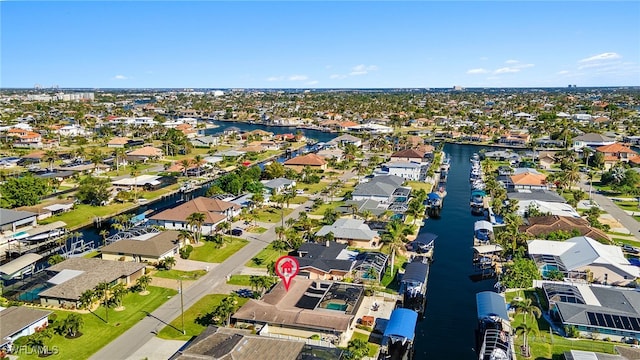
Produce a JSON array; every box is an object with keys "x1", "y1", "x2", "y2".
[
  {"x1": 38, "y1": 258, "x2": 145, "y2": 308},
  {"x1": 315, "y1": 218, "x2": 380, "y2": 249},
  {"x1": 379, "y1": 308, "x2": 418, "y2": 360},
  {"x1": 233, "y1": 279, "x2": 364, "y2": 342},
  {"x1": 0, "y1": 306, "x2": 52, "y2": 351},
  {"x1": 0, "y1": 209, "x2": 38, "y2": 245},
  {"x1": 528, "y1": 236, "x2": 640, "y2": 286},
  {"x1": 0, "y1": 253, "x2": 42, "y2": 281},
  {"x1": 475, "y1": 291, "x2": 515, "y2": 360},
  {"x1": 283, "y1": 153, "x2": 327, "y2": 172},
  {"x1": 520, "y1": 215, "x2": 610, "y2": 242},
  {"x1": 100, "y1": 230, "x2": 183, "y2": 262},
  {"x1": 149, "y1": 196, "x2": 239, "y2": 234},
  {"x1": 295, "y1": 242, "x2": 356, "y2": 280},
  {"x1": 539, "y1": 280, "x2": 640, "y2": 342},
  {"x1": 351, "y1": 175, "x2": 405, "y2": 203}
]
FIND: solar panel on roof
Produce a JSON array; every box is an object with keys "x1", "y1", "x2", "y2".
[
  {"x1": 604, "y1": 314, "x2": 614, "y2": 328},
  {"x1": 596, "y1": 313, "x2": 606, "y2": 327},
  {"x1": 631, "y1": 317, "x2": 640, "y2": 331},
  {"x1": 613, "y1": 315, "x2": 624, "y2": 329},
  {"x1": 587, "y1": 312, "x2": 597, "y2": 325},
  {"x1": 621, "y1": 316, "x2": 632, "y2": 330}
]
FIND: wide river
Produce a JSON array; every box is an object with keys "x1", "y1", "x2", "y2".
[{"x1": 81, "y1": 122, "x2": 495, "y2": 358}]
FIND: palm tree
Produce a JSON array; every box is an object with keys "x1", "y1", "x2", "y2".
[
  {"x1": 511, "y1": 297, "x2": 542, "y2": 323},
  {"x1": 186, "y1": 212, "x2": 206, "y2": 243},
  {"x1": 130, "y1": 162, "x2": 140, "y2": 201},
  {"x1": 163, "y1": 256, "x2": 176, "y2": 269},
  {"x1": 180, "y1": 159, "x2": 192, "y2": 177},
  {"x1": 136, "y1": 274, "x2": 151, "y2": 293},
  {"x1": 62, "y1": 313, "x2": 84, "y2": 337},
  {"x1": 251, "y1": 191, "x2": 265, "y2": 210},
  {"x1": 110, "y1": 283, "x2": 127, "y2": 308},
  {"x1": 178, "y1": 229, "x2": 194, "y2": 246},
  {"x1": 94, "y1": 282, "x2": 111, "y2": 323},
  {"x1": 79, "y1": 289, "x2": 96, "y2": 311},
  {"x1": 193, "y1": 154, "x2": 203, "y2": 177},
  {"x1": 516, "y1": 323, "x2": 539, "y2": 358},
  {"x1": 44, "y1": 149, "x2": 58, "y2": 172},
  {"x1": 99, "y1": 229, "x2": 109, "y2": 247},
  {"x1": 114, "y1": 147, "x2": 127, "y2": 172},
  {"x1": 382, "y1": 220, "x2": 412, "y2": 275}
]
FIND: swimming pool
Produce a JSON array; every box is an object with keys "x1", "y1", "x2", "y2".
[
  {"x1": 18, "y1": 285, "x2": 48, "y2": 302},
  {"x1": 324, "y1": 302, "x2": 348, "y2": 311},
  {"x1": 541, "y1": 264, "x2": 559, "y2": 278}
]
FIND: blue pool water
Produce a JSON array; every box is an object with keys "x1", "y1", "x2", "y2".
[{"x1": 19, "y1": 285, "x2": 47, "y2": 301}]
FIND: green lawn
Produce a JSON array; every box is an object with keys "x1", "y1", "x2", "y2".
[
  {"x1": 189, "y1": 237, "x2": 248, "y2": 263},
  {"x1": 157, "y1": 294, "x2": 249, "y2": 341},
  {"x1": 226, "y1": 274, "x2": 253, "y2": 286},
  {"x1": 253, "y1": 207, "x2": 293, "y2": 223},
  {"x1": 139, "y1": 183, "x2": 181, "y2": 200},
  {"x1": 154, "y1": 269, "x2": 207, "y2": 280},
  {"x1": 246, "y1": 226, "x2": 267, "y2": 234},
  {"x1": 39, "y1": 203, "x2": 136, "y2": 229},
  {"x1": 406, "y1": 181, "x2": 434, "y2": 193},
  {"x1": 350, "y1": 331, "x2": 380, "y2": 357},
  {"x1": 310, "y1": 201, "x2": 345, "y2": 216},
  {"x1": 289, "y1": 196, "x2": 308, "y2": 204},
  {"x1": 15, "y1": 286, "x2": 176, "y2": 360},
  {"x1": 246, "y1": 243, "x2": 288, "y2": 268},
  {"x1": 298, "y1": 182, "x2": 328, "y2": 194}
]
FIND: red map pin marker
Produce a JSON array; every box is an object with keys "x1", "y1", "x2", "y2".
[{"x1": 275, "y1": 255, "x2": 299, "y2": 291}]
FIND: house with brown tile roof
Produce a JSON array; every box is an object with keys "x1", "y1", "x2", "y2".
[
  {"x1": 107, "y1": 137, "x2": 130, "y2": 148},
  {"x1": 101, "y1": 230, "x2": 183, "y2": 263},
  {"x1": 390, "y1": 148, "x2": 426, "y2": 164},
  {"x1": 510, "y1": 172, "x2": 548, "y2": 190},
  {"x1": 595, "y1": 143, "x2": 639, "y2": 169},
  {"x1": 520, "y1": 215, "x2": 610, "y2": 242},
  {"x1": 149, "y1": 196, "x2": 239, "y2": 234},
  {"x1": 126, "y1": 146, "x2": 163, "y2": 162},
  {"x1": 284, "y1": 153, "x2": 327, "y2": 172}
]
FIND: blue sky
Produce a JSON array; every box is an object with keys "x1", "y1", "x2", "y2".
[{"x1": 2, "y1": 1, "x2": 639, "y2": 88}]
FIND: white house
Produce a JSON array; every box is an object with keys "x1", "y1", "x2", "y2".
[
  {"x1": 0, "y1": 307, "x2": 52, "y2": 351},
  {"x1": 381, "y1": 161, "x2": 422, "y2": 181}
]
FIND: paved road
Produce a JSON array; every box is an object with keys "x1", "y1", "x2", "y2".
[
  {"x1": 577, "y1": 175, "x2": 640, "y2": 236},
  {"x1": 90, "y1": 200, "x2": 313, "y2": 360}
]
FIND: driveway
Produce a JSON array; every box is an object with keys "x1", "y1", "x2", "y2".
[{"x1": 90, "y1": 199, "x2": 314, "y2": 360}]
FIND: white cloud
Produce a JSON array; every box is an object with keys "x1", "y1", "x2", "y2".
[
  {"x1": 494, "y1": 67, "x2": 521, "y2": 74},
  {"x1": 467, "y1": 68, "x2": 489, "y2": 74},
  {"x1": 579, "y1": 52, "x2": 621, "y2": 63},
  {"x1": 505, "y1": 59, "x2": 519, "y2": 64},
  {"x1": 306, "y1": 80, "x2": 319, "y2": 85},
  {"x1": 288, "y1": 75, "x2": 308, "y2": 81},
  {"x1": 349, "y1": 64, "x2": 378, "y2": 76},
  {"x1": 113, "y1": 75, "x2": 128, "y2": 80},
  {"x1": 266, "y1": 76, "x2": 284, "y2": 82}
]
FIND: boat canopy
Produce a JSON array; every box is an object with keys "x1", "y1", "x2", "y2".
[
  {"x1": 476, "y1": 291, "x2": 509, "y2": 322},
  {"x1": 473, "y1": 244, "x2": 504, "y2": 254},
  {"x1": 384, "y1": 308, "x2": 418, "y2": 341},
  {"x1": 474, "y1": 220, "x2": 494, "y2": 232},
  {"x1": 415, "y1": 232, "x2": 438, "y2": 244},
  {"x1": 402, "y1": 261, "x2": 429, "y2": 284},
  {"x1": 427, "y1": 192, "x2": 441, "y2": 200},
  {"x1": 471, "y1": 190, "x2": 487, "y2": 197}
]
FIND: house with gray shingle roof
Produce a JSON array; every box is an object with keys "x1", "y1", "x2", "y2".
[
  {"x1": 316, "y1": 218, "x2": 380, "y2": 249},
  {"x1": 573, "y1": 133, "x2": 615, "y2": 150},
  {"x1": 351, "y1": 175, "x2": 405, "y2": 203},
  {"x1": 0, "y1": 306, "x2": 52, "y2": 350}
]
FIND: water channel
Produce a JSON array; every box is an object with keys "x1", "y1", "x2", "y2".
[{"x1": 74, "y1": 123, "x2": 494, "y2": 358}]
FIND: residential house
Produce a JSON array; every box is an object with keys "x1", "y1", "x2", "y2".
[
  {"x1": 107, "y1": 137, "x2": 130, "y2": 148},
  {"x1": 126, "y1": 146, "x2": 163, "y2": 162},
  {"x1": 326, "y1": 134, "x2": 362, "y2": 148},
  {"x1": 283, "y1": 153, "x2": 327, "y2": 172},
  {"x1": 389, "y1": 149, "x2": 426, "y2": 165},
  {"x1": 0, "y1": 209, "x2": 38, "y2": 245},
  {"x1": 380, "y1": 161, "x2": 422, "y2": 181},
  {"x1": 149, "y1": 196, "x2": 240, "y2": 234},
  {"x1": 317, "y1": 148, "x2": 344, "y2": 162},
  {"x1": 538, "y1": 152, "x2": 556, "y2": 169},
  {"x1": 528, "y1": 236, "x2": 640, "y2": 286},
  {"x1": 351, "y1": 175, "x2": 405, "y2": 203},
  {"x1": 539, "y1": 280, "x2": 640, "y2": 342},
  {"x1": 573, "y1": 133, "x2": 615, "y2": 151},
  {"x1": 39, "y1": 258, "x2": 146, "y2": 308},
  {"x1": 315, "y1": 218, "x2": 380, "y2": 249},
  {"x1": 245, "y1": 129, "x2": 274, "y2": 141},
  {"x1": 294, "y1": 242, "x2": 355, "y2": 280},
  {"x1": 100, "y1": 230, "x2": 183, "y2": 263},
  {"x1": 508, "y1": 169, "x2": 547, "y2": 191},
  {"x1": 520, "y1": 215, "x2": 610, "y2": 242},
  {"x1": 262, "y1": 177, "x2": 296, "y2": 196},
  {"x1": 190, "y1": 135, "x2": 222, "y2": 148},
  {"x1": 0, "y1": 307, "x2": 52, "y2": 351},
  {"x1": 595, "y1": 143, "x2": 639, "y2": 170}
]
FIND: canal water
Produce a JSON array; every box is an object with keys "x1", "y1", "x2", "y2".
[
  {"x1": 75, "y1": 123, "x2": 495, "y2": 357},
  {"x1": 414, "y1": 143, "x2": 495, "y2": 359}
]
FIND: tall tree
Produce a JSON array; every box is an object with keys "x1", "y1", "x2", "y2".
[{"x1": 186, "y1": 212, "x2": 206, "y2": 243}]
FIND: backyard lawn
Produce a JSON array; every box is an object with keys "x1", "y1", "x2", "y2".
[
  {"x1": 298, "y1": 181, "x2": 327, "y2": 194},
  {"x1": 157, "y1": 294, "x2": 249, "y2": 341},
  {"x1": 246, "y1": 243, "x2": 288, "y2": 268},
  {"x1": 310, "y1": 201, "x2": 345, "y2": 216},
  {"x1": 189, "y1": 237, "x2": 248, "y2": 263},
  {"x1": 14, "y1": 286, "x2": 176, "y2": 360},
  {"x1": 253, "y1": 207, "x2": 293, "y2": 223},
  {"x1": 39, "y1": 203, "x2": 136, "y2": 229},
  {"x1": 406, "y1": 181, "x2": 434, "y2": 193},
  {"x1": 350, "y1": 331, "x2": 380, "y2": 358}
]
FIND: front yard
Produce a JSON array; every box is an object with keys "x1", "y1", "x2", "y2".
[
  {"x1": 188, "y1": 237, "x2": 248, "y2": 263},
  {"x1": 14, "y1": 286, "x2": 176, "y2": 360},
  {"x1": 246, "y1": 243, "x2": 288, "y2": 268}
]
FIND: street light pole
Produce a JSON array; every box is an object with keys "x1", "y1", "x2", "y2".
[{"x1": 180, "y1": 280, "x2": 185, "y2": 335}]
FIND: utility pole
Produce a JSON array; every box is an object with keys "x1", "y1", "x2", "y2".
[{"x1": 180, "y1": 280, "x2": 185, "y2": 335}]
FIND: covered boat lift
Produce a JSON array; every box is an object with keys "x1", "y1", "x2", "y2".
[
  {"x1": 0, "y1": 253, "x2": 42, "y2": 281},
  {"x1": 381, "y1": 308, "x2": 418, "y2": 359}
]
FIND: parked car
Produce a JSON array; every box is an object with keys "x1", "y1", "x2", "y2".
[
  {"x1": 622, "y1": 244, "x2": 639, "y2": 254},
  {"x1": 231, "y1": 228, "x2": 243, "y2": 236}
]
